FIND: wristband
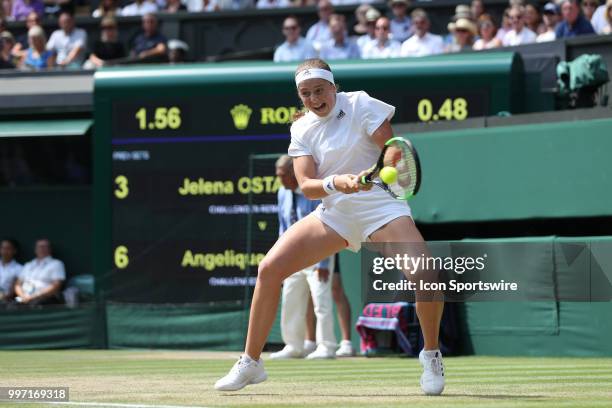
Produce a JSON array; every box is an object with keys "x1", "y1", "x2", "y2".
[{"x1": 322, "y1": 175, "x2": 337, "y2": 195}]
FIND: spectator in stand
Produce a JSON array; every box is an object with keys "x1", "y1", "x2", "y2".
[
  {"x1": 502, "y1": 5, "x2": 536, "y2": 46},
  {"x1": 590, "y1": 0, "x2": 609, "y2": 32},
  {"x1": 473, "y1": 13, "x2": 502, "y2": 49},
  {"x1": 446, "y1": 17, "x2": 476, "y2": 52},
  {"x1": 353, "y1": 3, "x2": 370, "y2": 35},
  {"x1": 399, "y1": 9, "x2": 443, "y2": 57},
  {"x1": 581, "y1": 0, "x2": 599, "y2": 21},
  {"x1": 10, "y1": 0, "x2": 43, "y2": 21},
  {"x1": 496, "y1": 7, "x2": 512, "y2": 41},
  {"x1": 471, "y1": 0, "x2": 484, "y2": 20},
  {"x1": 122, "y1": 0, "x2": 158, "y2": 16},
  {"x1": 14, "y1": 238, "x2": 65, "y2": 305},
  {"x1": 0, "y1": 239, "x2": 21, "y2": 303},
  {"x1": 389, "y1": 0, "x2": 412, "y2": 42},
  {"x1": 216, "y1": 0, "x2": 253, "y2": 9},
  {"x1": 362, "y1": 16, "x2": 401, "y2": 58},
  {"x1": 186, "y1": 0, "x2": 219, "y2": 12},
  {"x1": 0, "y1": 30, "x2": 18, "y2": 67},
  {"x1": 444, "y1": 4, "x2": 472, "y2": 47},
  {"x1": 168, "y1": 38, "x2": 188, "y2": 63},
  {"x1": 356, "y1": 7, "x2": 379, "y2": 54},
  {"x1": 556, "y1": 0, "x2": 595, "y2": 37},
  {"x1": 22, "y1": 25, "x2": 55, "y2": 69},
  {"x1": 306, "y1": 0, "x2": 333, "y2": 52},
  {"x1": 319, "y1": 14, "x2": 360, "y2": 60},
  {"x1": 256, "y1": 0, "x2": 290, "y2": 8},
  {"x1": 12, "y1": 11, "x2": 39, "y2": 54},
  {"x1": 274, "y1": 16, "x2": 316, "y2": 62},
  {"x1": 537, "y1": 2, "x2": 559, "y2": 42},
  {"x1": 0, "y1": 17, "x2": 6, "y2": 32},
  {"x1": 83, "y1": 17, "x2": 125, "y2": 68},
  {"x1": 46, "y1": 10, "x2": 87, "y2": 68},
  {"x1": 525, "y1": 3, "x2": 545, "y2": 34},
  {"x1": 92, "y1": 0, "x2": 121, "y2": 18},
  {"x1": 165, "y1": 0, "x2": 187, "y2": 12},
  {"x1": 602, "y1": 0, "x2": 612, "y2": 33},
  {"x1": 131, "y1": 13, "x2": 167, "y2": 62}
]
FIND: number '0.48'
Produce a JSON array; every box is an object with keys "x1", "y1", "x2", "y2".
[
  {"x1": 417, "y1": 98, "x2": 468, "y2": 122},
  {"x1": 135, "y1": 107, "x2": 182, "y2": 130}
]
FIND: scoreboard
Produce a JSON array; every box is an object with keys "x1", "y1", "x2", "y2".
[{"x1": 93, "y1": 54, "x2": 523, "y2": 304}]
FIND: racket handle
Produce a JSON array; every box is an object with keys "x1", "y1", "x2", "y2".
[{"x1": 360, "y1": 175, "x2": 371, "y2": 185}]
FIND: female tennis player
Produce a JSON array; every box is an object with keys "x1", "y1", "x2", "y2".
[{"x1": 215, "y1": 58, "x2": 445, "y2": 395}]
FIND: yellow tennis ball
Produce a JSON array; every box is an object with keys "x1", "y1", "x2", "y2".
[{"x1": 379, "y1": 166, "x2": 398, "y2": 184}]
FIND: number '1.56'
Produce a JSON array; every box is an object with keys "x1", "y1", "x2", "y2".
[{"x1": 135, "y1": 107, "x2": 182, "y2": 130}]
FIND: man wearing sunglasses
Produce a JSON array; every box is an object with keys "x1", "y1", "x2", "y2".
[{"x1": 274, "y1": 16, "x2": 317, "y2": 63}]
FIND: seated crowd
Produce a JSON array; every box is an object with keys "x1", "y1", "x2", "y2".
[
  {"x1": 0, "y1": 238, "x2": 66, "y2": 306},
  {"x1": 1, "y1": 0, "x2": 611, "y2": 70}
]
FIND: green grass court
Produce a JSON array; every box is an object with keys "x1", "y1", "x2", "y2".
[{"x1": 2, "y1": 350, "x2": 612, "y2": 407}]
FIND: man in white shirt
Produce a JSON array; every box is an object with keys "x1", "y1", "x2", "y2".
[
  {"x1": 319, "y1": 14, "x2": 360, "y2": 60},
  {"x1": 274, "y1": 16, "x2": 317, "y2": 62},
  {"x1": 0, "y1": 239, "x2": 21, "y2": 302},
  {"x1": 400, "y1": 9, "x2": 444, "y2": 57},
  {"x1": 356, "y1": 7, "x2": 380, "y2": 54},
  {"x1": 14, "y1": 239, "x2": 65, "y2": 305},
  {"x1": 537, "y1": 2, "x2": 559, "y2": 42},
  {"x1": 46, "y1": 11, "x2": 87, "y2": 68},
  {"x1": 306, "y1": 0, "x2": 334, "y2": 52},
  {"x1": 389, "y1": 0, "x2": 412, "y2": 43},
  {"x1": 362, "y1": 17, "x2": 401, "y2": 59},
  {"x1": 590, "y1": 2, "x2": 608, "y2": 33},
  {"x1": 121, "y1": 0, "x2": 159, "y2": 16},
  {"x1": 502, "y1": 5, "x2": 536, "y2": 46}
]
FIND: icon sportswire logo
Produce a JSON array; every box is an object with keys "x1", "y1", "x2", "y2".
[{"x1": 230, "y1": 104, "x2": 253, "y2": 130}]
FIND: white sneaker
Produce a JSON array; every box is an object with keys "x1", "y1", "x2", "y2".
[
  {"x1": 419, "y1": 349, "x2": 445, "y2": 396},
  {"x1": 335, "y1": 340, "x2": 355, "y2": 357},
  {"x1": 214, "y1": 355, "x2": 268, "y2": 391},
  {"x1": 269, "y1": 345, "x2": 303, "y2": 359},
  {"x1": 305, "y1": 344, "x2": 336, "y2": 360},
  {"x1": 303, "y1": 340, "x2": 316, "y2": 356}
]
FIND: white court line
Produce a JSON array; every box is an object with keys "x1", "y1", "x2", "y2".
[{"x1": 17, "y1": 401, "x2": 210, "y2": 408}]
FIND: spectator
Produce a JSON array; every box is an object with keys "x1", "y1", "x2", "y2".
[
  {"x1": 256, "y1": 0, "x2": 290, "y2": 8},
  {"x1": 590, "y1": 0, "x2": 609, "y2": 32},
  {"x1": 10, "y1": 0, "x2": 43, "y2": 21},
  {"x1": 269, "y1": 156, "x2": 337, "y2": 360},
  {"x1": 12, "y1": 11, "x2": 39, "y2": 54},
  {"x1": 0, "y1": 239, "x2": 21, "y2": 303},
  {"x1": 502, "y1": 6, "x2": 536, "y2": 46},
  {"x1": 186, "y1": 0, "x2": 219, "y2": 12},
  {"x1": 306, "y1": 0, "x2": 333, "y2": 52},
  {"x1": 131, "y1": 13, "x2": 167, "y2": 62},
  {"x1": 168, "y1": 38, "x2": 188, "y2": 63},
  {"x1": 356, "y1": 7, "x2": 379, "y2": 54},
  {"x1": 473, "y1": 13, "x2": 502, "y2": 49},
  {"x1": 496, "y1": 7, "x2": 512, "y2": 40},
  {"x1": 121, "y1": 0, "x2": 158, "y2": 16},
  {"x1": 46, "y1": 10, "x2": 87, "y2": 68},
  {"x1": 216, "y1": 0, "x2": 252, "y2": 9},
  {"x1": 165, "y1": 0, "x2": 187, "y2": 12},
  {"x1": 602, "y1": 0, "x2": 612, "y2": 33},
  {"x1": 525, "y1": 3, "x2": 545, "y2": 34},
  {"x1": 0, "y1": 17, "x2": 6, "y2": 32},
  {"x1": 362, "y1": 16, "x2": 400, "y2": 58},
  {"x1": 400, "y1": 9, "x2": 443, "y2": 57},
  {"x1": 14, "y1": 238, "x2": 65, "y2": 305},
  {"x1": 0, "y1": 30, "x2": 18, "y2": 67},
  {"x1": 389, "y1": 0, "x2": 412, "y2": 42},
  {"x1": 581, "y1": 0, "x2": 599, "y2": 21},
  {"x1": 537, "y1": 2, "x2": 559, "y2": 42},
  {"x1": 273, "y1": 16, "x2": 316, "y2": 62},
  {"x1": 319, "y1": 14, "x2": 360, "y2": 60},
  {"x1": 92, "y1": 0, "x2": 121, "y2": 18},
  {"x1": 353, "y1": 3, "x2": 371, "y2": 35},
  {"x1": 556, "y1": 0, "x2": 596, "y2": 37},
  {"x1": 84, "y1": 17, "x2": 125, "y2": 69},
  {"x1": 22, "y1": 25, "x2": 55, "y2": 69},
  {"x1": 471, "y1": 0, "x2": 484, "y2": 20},
  {"x1": 446, "y1": 17, "x2": 476, "y2": 52},
  {"x1": 444, "y1": 4, "x2": 472, "y2": 46}
]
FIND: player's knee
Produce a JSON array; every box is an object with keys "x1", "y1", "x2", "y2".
[{"x1": 257, "y1": 259, "x2": 283, "y2": 286}]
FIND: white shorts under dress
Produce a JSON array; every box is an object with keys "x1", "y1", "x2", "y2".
[{"x1": 313, "y1": 189, "x2": 412, "y2": 252}]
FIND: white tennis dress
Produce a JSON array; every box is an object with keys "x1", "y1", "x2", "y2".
[{"x1": 288, "y1": 91, "x2": 412, "y2": 251}]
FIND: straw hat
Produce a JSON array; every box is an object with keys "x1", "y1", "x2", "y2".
[{"x1": 448, "y1": 17, "x2": 477, "y2": 35}]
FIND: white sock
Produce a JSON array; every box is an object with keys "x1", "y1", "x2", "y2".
[
  {"x1": 304, "y1": 340, "x2": 316, "y2": 349},
  {"x1": 242, "y1": 354, "x2": 258, "y2": 363},
  {"x1": 422, "y1": 349, "x2": 441, "y2": 358}
]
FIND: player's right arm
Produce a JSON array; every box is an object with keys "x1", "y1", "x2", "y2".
[{"x1": 293, "y1": 155, "x2": 360, "y2": 199}]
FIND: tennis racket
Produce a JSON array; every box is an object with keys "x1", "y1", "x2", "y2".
[{"x1": 359, "y1": 136, "x2": 421, "y2": 200}]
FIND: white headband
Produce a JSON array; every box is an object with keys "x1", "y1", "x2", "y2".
[{"x1": 295, "y1": 68, "x2": 335, "y2": 87}]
